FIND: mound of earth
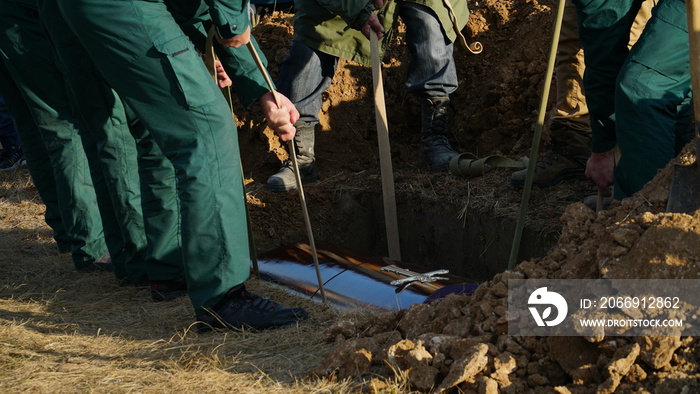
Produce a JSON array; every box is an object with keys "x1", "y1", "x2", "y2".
[
  {"x1": 307, "y1": 158, "x2": 700, "y2": 393},
  {"x1": 235, "y1": 1, "x2": 700, "y2": 393}
]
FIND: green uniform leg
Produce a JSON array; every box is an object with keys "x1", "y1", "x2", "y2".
[
  {"x1": 60, "y1": 0, "x2": 250, "y2": 312},
  {"x1": 0, "y1": 62, "x2": 71, "y2": 252},
  {"x1": 131, "y1": 120, "x2": 185, "y2": 281},
  {"x1": 0, "y1": 2, "x2": 109, "y2": 270},
  {"x1": 615, "y1": 0, "x2": 692, "y2": 198}
]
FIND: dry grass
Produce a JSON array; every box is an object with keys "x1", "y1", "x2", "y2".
[
  {"x1": 0, "y1": 168, "x2": 403, "y2": 393},
  {"x1": 1, "y1": 161, "x2": 575, "y2": 392}
]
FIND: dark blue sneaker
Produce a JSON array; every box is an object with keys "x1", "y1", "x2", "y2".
[
  {"x1": 0, "y1": 146, "x2": 26, "y2": 171},
  {"x1": 197, "y1": 286, "x2": 308, "y2": 332}
]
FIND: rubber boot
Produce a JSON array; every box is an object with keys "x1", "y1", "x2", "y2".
[
  {"x1": 419, "y1": 97, "x2": 459, "y2": 172},
  {"x1": 510, "y1": 123, "x2": 591, "y2": 188},
  {"x1": 266, "y1": 122, "x2": 318, "y2": 192}
]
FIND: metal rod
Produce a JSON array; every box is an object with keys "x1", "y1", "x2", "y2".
[
  {"x1": 205, "y1": 27, "x2": 260, "y2": 277},
  {"x1": 508, "y1": 0, "x2": 566, "y2": 270},
  {"x1": 246, "y1": 41, "x2": 328, "y2": 302}
]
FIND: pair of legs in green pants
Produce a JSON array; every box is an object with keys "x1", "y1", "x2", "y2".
[
  {"x1": 1, "y1": 1, "x2": 184, "y2": 283},
  {"x1": 0, "y1": 2, "x2": 108, "y2": 270},
  {"x1": 37, "y1": 0, "x2": 184, "y2": 284},
  {"x1": 58, "y1": 0, "x2": 253, "y2": 313},
  {"x1": 574, "y1": 0, "x2": 691, "y2": 199}
]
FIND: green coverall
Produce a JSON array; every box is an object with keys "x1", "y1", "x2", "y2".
[
  {"x1": 0, "y1": 0, "x2": 110, "y2": 270},
  {"x1": 573, "y1": 0, "x2": 692, "y2": 199},
  {"x1": 59, "y1": 0, "x2": 253, "y2": 312}
]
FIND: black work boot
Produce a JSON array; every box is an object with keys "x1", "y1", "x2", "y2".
[
  {"x1": 266, "y1": 122, "x2": 318, "y2": 192},
  {"x1": 419, "y1": 97, "x2": 459, "y2": 172},
  {"x1": 510, "y1": 123, "x2": 591, "y2": 188},
  {"x1": 196, "y1": 285, "x2": 309, "y2": 332},
  {"x1": 151, "y1": 277, "x2": 188, "y2": 302}
]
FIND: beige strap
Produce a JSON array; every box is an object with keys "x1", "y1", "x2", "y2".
[
  {"x1": 441, "y1": 0, "x2": 483, "y2": 54},
  {"x1": 370, "y1": 30, "x2": 402, "y2": 261},
  {"x1": 205, "y1": 26, "x2": 218, "y2": 79}
]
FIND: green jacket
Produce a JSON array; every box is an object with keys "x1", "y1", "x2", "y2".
[{"x1": 292, "y1": 0, "x2": 469, "y2": 66}]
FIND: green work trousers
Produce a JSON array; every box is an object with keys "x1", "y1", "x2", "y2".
[
  {"x1": 59, "y1": 0, "x2": 251, "y2": 312},
  {"x1": 574, "y1": 0, "x2": 691, "y2": 198},
  {"x1": 0, "y1": 61, "x2": 73, "y2": 253},
  {"x1": 0, "y1": 2, "x2": 110, "y2": 269},
  {"x1": 37, "y1": 0, "x2": 184, "y2": 282}
]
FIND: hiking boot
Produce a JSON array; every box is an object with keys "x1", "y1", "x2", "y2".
[
  {"x1": 267, "y1": 122, "x2": 318, "y2": 192},
  {"x1": 0, "y1": 146, "x2": 26, "y2": 171},
  {"x1": 419, "y1": 97, "x2": 459, "y2": 172},
  {"x1": 151, "y1": 278, "x2": 188, "y2": 302},
  {"x1": 197, "y1": 285, "x2": 308, "y2": 332},
  {"x1": 510, "y1": 124, "x2": 591, "y2": 188}
]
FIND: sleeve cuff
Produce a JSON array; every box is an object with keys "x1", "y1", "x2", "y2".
[
  {"x1": 211, "y1": 4, "x2": 250, "y2": 39},
  {"x1": 349, "y1": 2, "x2": 375, "y2": 31}
]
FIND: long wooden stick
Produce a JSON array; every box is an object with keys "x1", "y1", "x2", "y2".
[
  {"x1": 507, "y1": 0, "x2": 566, "y2": 270},
  {"x1": 246, "y1": 41, "x2": 328, "y2": 303},
  {"x1": 370, "y1": 31, "x2": 401, "y2": 261}
]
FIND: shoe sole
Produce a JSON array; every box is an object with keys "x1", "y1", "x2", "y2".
[
  {"x1": 266, "y1": 177, "x2": 318, "y2": 192},
  {"x1": 0, "y1": 159, "x2": 26, "y2": 172},
  {"x1": 151, "y1": 289, "x2": 187, "y2": 302},
  {"x1": 429, "y1": 162, "x2": 450, "y2": 173}
]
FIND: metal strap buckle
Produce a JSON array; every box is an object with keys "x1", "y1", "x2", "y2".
[{"x1": 381, "y1": 265, "x2": 450, "y2": 293}]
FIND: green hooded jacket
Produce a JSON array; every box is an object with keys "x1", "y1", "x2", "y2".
[{"x1": 292, "y1": 0, "x2": 469, "y2": 66}]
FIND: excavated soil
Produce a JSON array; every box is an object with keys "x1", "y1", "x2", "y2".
[
  {"x1": 237, "y1": 0, "x2": 581, "y2": 270},
  {"x1": 233, "y1": 1, "x2": 700, "y2": 392}
]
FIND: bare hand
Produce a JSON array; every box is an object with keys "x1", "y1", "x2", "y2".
[
  {"x1": 214, "y1": 60, "x2": 232, "y2": 88},
  {"x1": 374, "y1": 0, "x2": 386, "y2": 9},
  {"x1": 258, "y1": 91, "x2": 300, "y2": 141},
  {"x1": 360, "y1": 14, "x2": 384, "y2": 40},
  {"x1": 216, "y1": 26, "x2": 251, "y2": 48},
  {"x1": 585, "y1": 150, "x2": 614, "y2": 196}
]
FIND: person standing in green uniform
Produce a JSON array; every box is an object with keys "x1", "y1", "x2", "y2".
[
  {"x1": 0, "y1": 0, "x2": 112, "y2": 272},
  {"x1": 574, "y1": 0, "x2": 691, "y2": 199},
  {"x1": 58, "y1": 0, "x2": 307, "y2": 330},
  {"x1": 36, "y1": 0, "x2": 186, "y2": 297},
  {"x1": 265, "y1": 0, "x2": 469, "y2": 192}
]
